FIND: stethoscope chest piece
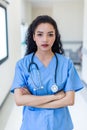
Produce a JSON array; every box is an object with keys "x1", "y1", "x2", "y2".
[{"x1": 51, "y1": 84, "x2": 58, "y2": 93}]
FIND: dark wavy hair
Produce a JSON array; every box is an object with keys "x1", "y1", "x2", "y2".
[{"x1": 25, "y1": 15, "x2": 64, "y2": 55}]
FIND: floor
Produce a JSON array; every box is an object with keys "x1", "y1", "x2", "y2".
[{"x1": 1, "y1": 66, "x2": 87, "y2": 130}]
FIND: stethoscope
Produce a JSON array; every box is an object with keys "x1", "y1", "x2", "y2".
[{"x1": 28, "y1": 53, "x2": 59, "y2": 93}]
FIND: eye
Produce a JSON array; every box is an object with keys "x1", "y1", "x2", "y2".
[
  {"x1": 37, "y1": 33, "x2": 43, "y2": 37},
  {"x1": 48, "y1": 33, "x2": 54, "y2": 37}
]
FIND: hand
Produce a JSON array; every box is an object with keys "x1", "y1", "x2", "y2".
[
  {"x1": 54, "y1": 91, "x2": 66, "y2": 100},
  {"x1": 20, "y1": 87, "x2": 31, "y2": 95}
]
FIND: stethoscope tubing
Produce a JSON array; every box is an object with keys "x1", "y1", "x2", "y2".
[
  {"x1": 28, "y1": 53, "x2": 39, "y2": 72},
  {"x1": 28, "y1": 52, "x2": 58, "y2": 91},
  {"x1": 54, "y1": 53, "x2": 58, "y2": 84}
]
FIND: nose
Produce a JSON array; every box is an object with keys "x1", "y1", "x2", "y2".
[{"x1": 43, "y1": 35, "x2": 48, "y2": 42}]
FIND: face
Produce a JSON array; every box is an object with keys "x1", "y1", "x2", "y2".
[{"x1": 33, "y1": 23, "x2": 56, "y2": 52}]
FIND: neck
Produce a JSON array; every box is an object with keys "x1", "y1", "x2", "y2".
[
  {"x1": 35, "y1": 50, "x2": 54, "y2": 59},
  {"x1": 35, "y1": 50, "x2": 54, "y2": 67}
]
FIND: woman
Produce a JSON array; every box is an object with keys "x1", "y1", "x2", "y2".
[{"x1": 11, "y1": 15, "x2": 83, "y2": 130}]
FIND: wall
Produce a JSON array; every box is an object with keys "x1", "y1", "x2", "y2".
[
  {"x1": 53, "y1": 1, "x2": 84, "y2": 41},
  {"x1": 20, "y1": 0, "x2": 32, "y2": 57},
  {"x1": 82, "y1": 0, "x2": 87, "y2": 84},
  {"x1": 32, "y1": 6, "x2": 52, "y2": 20},
  {"x1": 21, "y1": 0, "x2": 32, "y2": 25},
  {"x1": 0, "y1": 0, "x2": 21, "y2": 106}
]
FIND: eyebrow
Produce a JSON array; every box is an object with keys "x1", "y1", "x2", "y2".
[{"x1": 36, "y1": 31, "x2": 55, "y2": 34}]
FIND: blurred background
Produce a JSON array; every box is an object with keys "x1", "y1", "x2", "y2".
[{"x1": 0, "y1": 0, "x2": 87, "y2": 130}]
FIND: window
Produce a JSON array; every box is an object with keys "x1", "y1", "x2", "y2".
[{"x1": 0, "y1": 4, "x2": 8, "y2": 65}]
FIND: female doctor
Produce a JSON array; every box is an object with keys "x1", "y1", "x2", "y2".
[{"x1": 11, "y1": 15, "x2": 83, "y2": 130}]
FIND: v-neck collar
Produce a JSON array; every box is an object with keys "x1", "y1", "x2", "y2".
[{"x1": 34, "y1": 54, "x2": 55, "y2": 69}]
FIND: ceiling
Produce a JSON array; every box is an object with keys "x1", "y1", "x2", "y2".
[
  {"x1": 27, "y1": 0, "x2": 83, "y2": 7},
  {"x1": 28, "y1": 0, "x2": 82, "y2": 2}
]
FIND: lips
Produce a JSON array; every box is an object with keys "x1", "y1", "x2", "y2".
[{"x1": 41, "y1": 44, "x2": 49, "y2": 47}]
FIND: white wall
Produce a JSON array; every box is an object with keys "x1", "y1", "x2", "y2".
[
  {"x1": 82, "y1": 0, "x2": 87, "y2": 84},
  {"x1": 0, "y1": 0, "x2": 21, "y2": 106},
  {"x1": 20, "y1": 0, "x2": 32, "y2": 57},
  {"x1": 53, "y1": 1, "x2": 84, "y2": 41},
  {"x1": 32, "y1": 6, "x2": 52, "y2": 20},
  {"x1": 21, "y1": 0, "x2": 32, "y2": 25}
]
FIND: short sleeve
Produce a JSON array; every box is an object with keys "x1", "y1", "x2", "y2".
[
  {"x1": 64, "y1": 60, "x2": 84, "y2": 92},
  {"x1": 10, "y1": 61, "x2": 27, "y2": 93}
]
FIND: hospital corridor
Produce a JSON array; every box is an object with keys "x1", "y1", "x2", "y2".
[{"x1": 0, "y1": 0, "x2": 87, "y2": 130}]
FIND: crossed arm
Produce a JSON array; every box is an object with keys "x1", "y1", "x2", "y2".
[{"x1": 14, "y1": 87, "x2": 75, "y2": 109}]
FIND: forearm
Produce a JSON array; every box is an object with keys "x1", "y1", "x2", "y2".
[
  {"x1": 15, "y1": 94, "x2": 54, "y2": 106},
  {"x1": 14, "y1": 88, "x2": 65, "y2": 107},
  {"x1": 15, "y1": 89, "x2": 53, "y2": 106},
  {"x1": 36, "y1": 91, "x2": 75, "y2": 109}
]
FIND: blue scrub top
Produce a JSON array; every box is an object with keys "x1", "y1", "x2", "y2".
[{"x1": 11, "y1": 53, "x2": 83, "y2": 130}]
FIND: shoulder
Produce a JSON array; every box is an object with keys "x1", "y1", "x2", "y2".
[
  {"x1": 16, "y1": 53, "x2": 33, "y2": 69},
  {"x1": 56, "y1": 53, "x2": 74, "y2": 67}
]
